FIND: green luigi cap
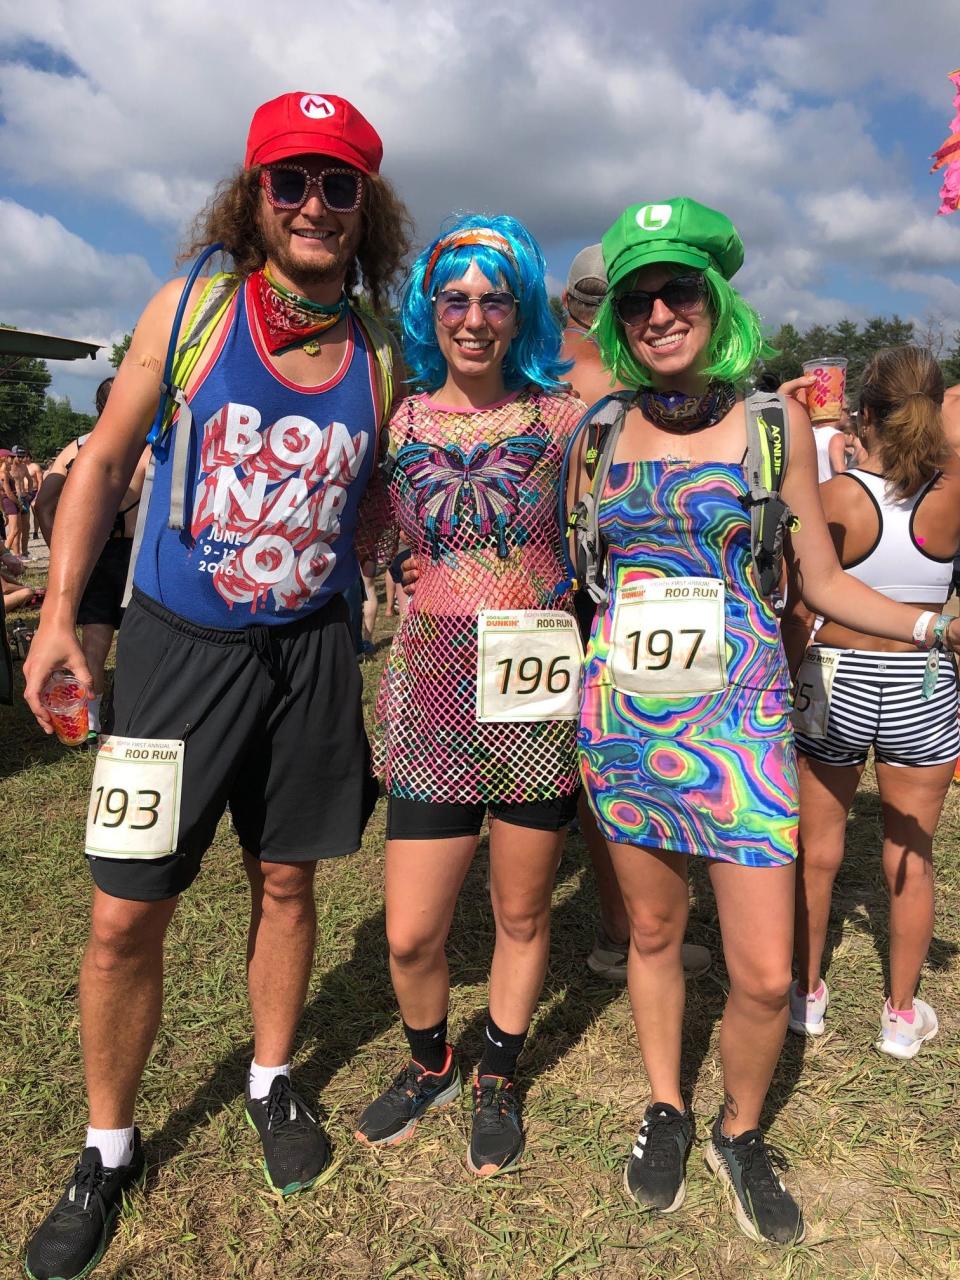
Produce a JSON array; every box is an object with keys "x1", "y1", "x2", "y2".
[{"x1": 602, "y1": 197, "x2": 744, "y2": 290}]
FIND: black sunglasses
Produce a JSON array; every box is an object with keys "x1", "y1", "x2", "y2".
[
  {"x1": 260, "y1": 165, "x2": 363, "y2": 213},
  {"x1": 613, "y1": 274, "x2": 708, "y2": 327}
]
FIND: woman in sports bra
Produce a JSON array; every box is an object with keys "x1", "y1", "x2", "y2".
[
  {"x1": 354, "y1": 215, "x2": 585, "y2": 1177},
  {"x1": 568, "y1": 200, "x2": 960, "y2": 1247},
  {"x1": 786, "y1": 346, "x2": 960, "y2": 1059}
]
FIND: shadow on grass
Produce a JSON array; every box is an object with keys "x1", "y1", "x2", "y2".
[{"x1": 140, "y1": 826, "x2": 813, "y2": 1185}]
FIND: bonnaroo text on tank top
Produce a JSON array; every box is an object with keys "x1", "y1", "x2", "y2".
[{"x1": 133, "y1": 277, "x2": 378, "y2": 627}]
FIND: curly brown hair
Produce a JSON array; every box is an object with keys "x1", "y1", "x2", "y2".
[{"x1": 180, "y1": 166, "x2": 414, "y2": 314}]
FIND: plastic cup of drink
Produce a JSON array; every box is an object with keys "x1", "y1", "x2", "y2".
[
  {"x1": 802, "y1": 358, "x2": 847, "y2": 423},
  {"x1": 39, "y1": 671, "x2": 90, "y2": 746}
]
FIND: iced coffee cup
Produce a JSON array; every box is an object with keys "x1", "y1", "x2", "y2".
[
  {"x1": 802, "y1": 357, "x2": 847, "y2": 423},
  {"x1": 40, "y1": 671, "x2": 90, "y2": 746}
]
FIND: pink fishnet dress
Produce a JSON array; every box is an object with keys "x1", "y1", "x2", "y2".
[{"x1": 371, "y1": 388, "x2": 585, "y2": 804}]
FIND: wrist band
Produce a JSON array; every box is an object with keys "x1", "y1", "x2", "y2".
[
  {"x1": 922, "y1": 615, "x2": 952, "y2": 700},
  {"x1": 913, "y1": 610, "x2": 936, "y2": 646}
]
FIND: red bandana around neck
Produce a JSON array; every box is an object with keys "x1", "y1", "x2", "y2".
[{"x1": 250, "y1": 267, "x2": 349, "y2": 356}]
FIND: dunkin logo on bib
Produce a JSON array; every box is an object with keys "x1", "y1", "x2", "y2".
[
  {"x1": 300, "y1": 94, "x2": 335, "y2": 119},
  {"x1": 635, "y1": 204, "x2": 673, "y2": 231}
]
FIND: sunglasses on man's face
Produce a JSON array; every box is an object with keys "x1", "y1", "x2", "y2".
[
  {"x1": 613, "y1": 274, "x2": 708, "y2": 327},
  {"x1": 432, "y1": 290, "x2": 518, "y2": 329},
  {"x1": 260, "y1": 165, "x2": 364, "y2": 213}
]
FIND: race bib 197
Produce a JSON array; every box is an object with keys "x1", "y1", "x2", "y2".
[
  {"x1": 609, "y1": 577, "x2": 727, "y2": 696},
  {"x1": 477, "y1": 611, "x2": 584, "y2": 723},
  {"x1": 792, "y1": 648, "x2": 839, "y2": 738},
  {"x1": 84, "y1": 736, "x2": 185, "y2": 860}
]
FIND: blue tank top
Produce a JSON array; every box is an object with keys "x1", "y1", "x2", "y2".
[{"x1": 134, "y1": 277, "x2": 377, "y2": 628}]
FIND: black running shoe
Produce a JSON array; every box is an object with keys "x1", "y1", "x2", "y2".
[
  {"x1": 355, "y1": 1047, "x2": 461, "y2": 1146},
  {"x1": 245, "y1": 1074, "x2": 329, "y2": 1196},
  {"x1": 705, "y1": 1109, "x2": 805, "y2": 1244},
  {"x1": 466, "y1": 1073, "x2": 524, "y2": 1176},
  {"x1": 623, "y1": 1102, "x2": 694, "y2": 1213},
  {"x1": 24, "y1": 1131, "x2": 145, "y2": 1280}
]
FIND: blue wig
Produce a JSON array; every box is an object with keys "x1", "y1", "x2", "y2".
[{"x1": 400, "y1": 213, "x2": 571, "y2": 393}]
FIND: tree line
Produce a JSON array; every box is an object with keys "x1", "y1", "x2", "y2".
[{"x1": 2, "y1": 317, "x2": 959, "y2": 460}]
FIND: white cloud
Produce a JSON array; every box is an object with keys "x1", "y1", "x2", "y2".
[
  {"x1": 0, "y1": 0, "x2": 957, "y2": 358},
  {"x1": 0, "y1": 198, "x2": 159, "y2": 346},
  {"x1": 802, "y1": 189, "x2": 960, "y2": 268}
]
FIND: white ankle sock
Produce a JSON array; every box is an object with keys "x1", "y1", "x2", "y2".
[
  {"x1": 88, "y1": 694, "x2": 102, "y2": 734},
  {"x1": 248, "y1": 1060, "x2": 290, "y2": 1101},
  {"x1": 86, "y1": 1125, "x2": 135, "y2": 1168}
]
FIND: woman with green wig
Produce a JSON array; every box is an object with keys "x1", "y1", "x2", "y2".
[{"x1": 569, "y1": 197, "x2": 960, "y2": 1245}]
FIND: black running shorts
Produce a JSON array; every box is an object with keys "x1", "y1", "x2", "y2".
[
  {"x1": 386, "y1": 791, "x2": 579, "y2": 840},
  {"x1": 90, "y1": 588, "x2": 378, "y2": 901},
  {"x1": 77, "y1": 539, "x2": 132, "y2": 630}
]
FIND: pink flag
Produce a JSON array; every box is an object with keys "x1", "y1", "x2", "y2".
[{"x1": 932, "y1": 69, "x2": 960, "y2": 215}]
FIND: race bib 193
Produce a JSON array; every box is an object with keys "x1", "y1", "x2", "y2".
[
  {"x1": 477, "y1": 611, "x2": 584, "y2": 723},
  {"x1": 792, "y1": 648, "x2": 839, "y2": 738},
  {"x1": 84, "y1": 736, "x2": 185, "y2": 860},
  {"x1": 609, "y1": 577, "x2": 727, "y2": 696}
]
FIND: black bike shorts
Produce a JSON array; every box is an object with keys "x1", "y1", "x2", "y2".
[
  {"x1": 386, "y1": 791, "x2": 579, "y2": 840},
  {"x1": 77, "y1": 539, "x2": 132, "y2": 630},
  {"x1": 90, "y1": 588, "x2": 378, "y2": 901}
]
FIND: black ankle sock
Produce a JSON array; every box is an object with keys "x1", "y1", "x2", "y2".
[
  {"x1": 403, "y1": 1016, "x2": 449, "y2": 1073},
  {"x1": 478, "y1": 1013, "x2": 527, "y2": 1080}
]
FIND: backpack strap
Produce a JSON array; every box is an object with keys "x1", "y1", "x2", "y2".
[
  {"x1": 559, "y1": 391, "x2": 634, "y2": 604},
  {"x1": 742, "y1": 390, "x2": 796, "y2": 601},
  {"x1": 352, "y1": 307, "x2": 398, "y2": 428}
]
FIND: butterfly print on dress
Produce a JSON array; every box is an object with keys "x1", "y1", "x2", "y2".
[{"x1": 396, "y1": 434, "x2": 547, "y2": 559}]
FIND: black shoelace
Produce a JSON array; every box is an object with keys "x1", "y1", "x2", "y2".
[
  {"x1": 737, "y1": 1136, "x2": 790, "y2": 1197},
  {"x1": 264, "y1": 1076, "x2": 316, "y2": 1133},
  {"x1": 636, "y1": 1110, "x2": 686, "y2": 1169},
  {"x1": 473, "y1": 1078, "x2": 516, "y2": 1130},
  {"x1": 54, "y1": 1156, "x2": 105, "y2": 1221}
]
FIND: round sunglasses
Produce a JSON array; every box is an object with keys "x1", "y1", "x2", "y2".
[
  {"x1": 613, "y1": 274, "x2": 707, "y2": 327},
  {"x1": 260, "y1": 164, "x2": 364, "y2": 214},
  {"x1": 432, "y1": 290, "x2": 518, "y2": 329}
]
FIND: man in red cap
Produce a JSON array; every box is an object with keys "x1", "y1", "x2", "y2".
[{"x1": 23, "y1": 93, "x2": 411, "y2": 1280}]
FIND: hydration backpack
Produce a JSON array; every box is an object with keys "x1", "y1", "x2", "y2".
[{"x1": 560, "y1": 389, "x2": 797, "y2": 605}]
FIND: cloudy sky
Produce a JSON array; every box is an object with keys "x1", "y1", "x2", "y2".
[{"x1": 2, "y1": 0, "x2": 959, "y2": 406}]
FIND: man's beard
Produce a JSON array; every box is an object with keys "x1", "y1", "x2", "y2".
[{"x1": 259, "y1": 220, "x2": 359, "y2": 293}]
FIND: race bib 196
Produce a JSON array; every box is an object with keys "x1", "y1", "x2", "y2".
[
  {"x1": 84, "y1": 736, "x2": 185, "y2": 860},
  {"x1": 791, "y1": 648, "x2": 839, "y2": 739},
  {"x1": 609, "y1": 577, "x2": 727, "y2": 696},
  {"x1": 477, "y1": 611, "x2": 584, "y2": 723}
]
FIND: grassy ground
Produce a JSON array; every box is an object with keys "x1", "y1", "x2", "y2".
[{"x1": 2, "y1": 581, "x2": 959, "y2": 1279}]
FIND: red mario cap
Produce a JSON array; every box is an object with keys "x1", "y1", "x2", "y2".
[{"x1": 244, "y1": 93, "x2": 383, "y2": 174}]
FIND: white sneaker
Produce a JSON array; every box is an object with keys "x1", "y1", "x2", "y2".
[
  {"x1": 877, "y1": 998, "x2": 939, "y2": 1060},
  {"x1": 788, "y1": 979, "x2": 829, "y2": 1036}
]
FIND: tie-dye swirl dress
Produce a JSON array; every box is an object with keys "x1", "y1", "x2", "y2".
[{"x1": 578, "y1": 460, "x2": 798, "y2": 867}]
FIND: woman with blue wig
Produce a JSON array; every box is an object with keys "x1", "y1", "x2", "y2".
[{"x1": 354, "y1": 214, "x2": 585, "y2": 1176}]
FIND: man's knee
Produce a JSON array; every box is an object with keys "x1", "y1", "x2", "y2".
[
  {"x1": 258, "y1": 859, "x2": 317, "y2": 914},
  {"x1": 88, "y1": 892, "x2": 175, "y2": 969}
]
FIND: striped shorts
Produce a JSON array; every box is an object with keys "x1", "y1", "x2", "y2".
[{"x1": 795, "y1": 647, "x2": 960, "y2": 769}]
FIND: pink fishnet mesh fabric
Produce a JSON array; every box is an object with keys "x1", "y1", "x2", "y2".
[{"x1": 370, "y1": 389, "x2": 585, "y2": 803}]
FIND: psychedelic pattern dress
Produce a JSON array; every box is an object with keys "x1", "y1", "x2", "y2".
[
  {"x1": 579, "y1": 459, "x2": 798, "y2": 867},
  {"x1": 372, "y1": 389, "x2": 585, "y2": 805}
]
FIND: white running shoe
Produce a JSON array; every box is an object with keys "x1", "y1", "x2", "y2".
[
  {"x1": 877, "y1": 999, "x2": 939, "y2": 1060},
  {"x1": 788, "y1": 979, "x2": 829, "y2": 1036}
]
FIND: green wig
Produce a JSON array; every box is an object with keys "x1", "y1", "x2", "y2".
[{"x1": 592, "y1": 266, "x2": 775, "y2": 389}]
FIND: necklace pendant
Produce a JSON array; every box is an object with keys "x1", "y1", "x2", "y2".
[{"x1": 303, "y1": 340, "x2": 321, "y2": 356}]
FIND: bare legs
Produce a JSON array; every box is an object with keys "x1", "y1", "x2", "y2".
[
  {"x1": 80, "y1": 856, "x2": 318, "y2": 1127},
  {"x1": 795, "y1": 753, "x2": 952, "y2": 1011},
  {"x1": 384, "y1": 821, "x2": 564, "y2": 1042},
  {"x1": 608, "y1": 841, "x2": 794, "y2": 1135}
]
